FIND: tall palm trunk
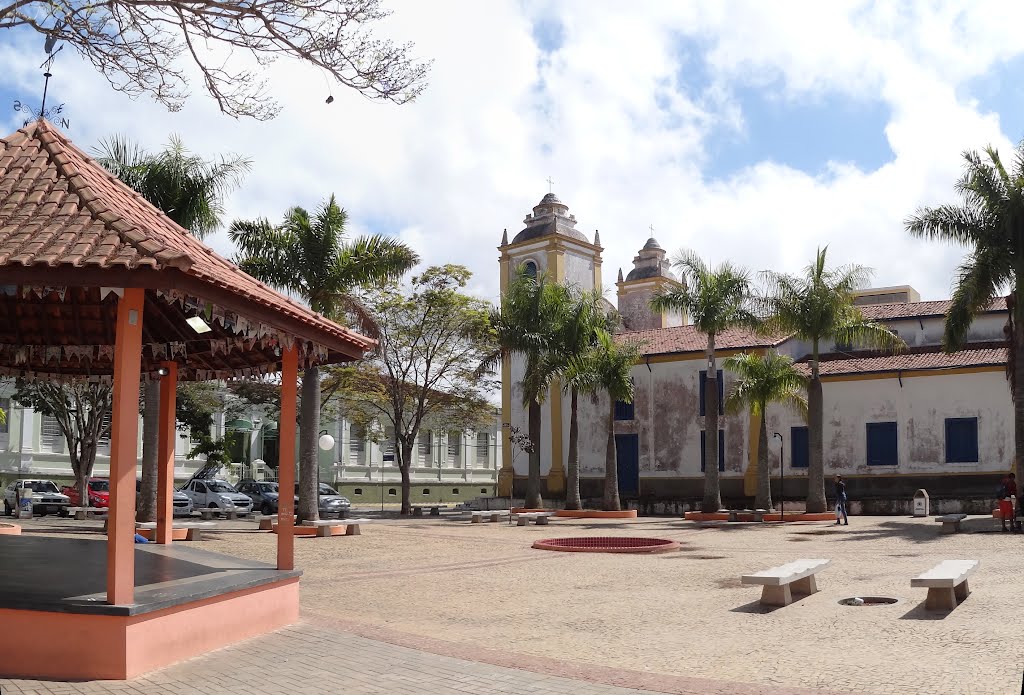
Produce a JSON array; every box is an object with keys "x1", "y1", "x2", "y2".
[
  {"x1": 603, "y1": 402, "x2": 620, "y2": 511},
  {"x1": 566, "y1": 388, "x2": 582, "y2": 510},
  {"x1": 138, "y1": 381, "x2": 161, "y2": 522},
  {"x1": 806, "y1": 345, "x2": 826, "y2": 513},
  {"x1": 703, "y1": 337, "x2": 722, "y2": 512},
  {"x1": 297, "y1": 365, "x2": 320, "y2": 522},
  {"x1": 525, "y1": 398, "x2": 543, "y2": 508},
  {"x1": 755, "y1": 412, "x2": 772, "y2": 511},
  {"x1": 1014, "y1": 300, "x2": 1024, "y2": 499}
]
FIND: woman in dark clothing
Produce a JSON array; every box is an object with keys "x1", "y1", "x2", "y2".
[{"x1": 835, "y1": 475, "x2": 849, "y2": 526}]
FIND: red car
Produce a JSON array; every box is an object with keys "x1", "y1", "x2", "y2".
[{"x1": 61, "y1": 478, "x2": 111, "y2": 508}]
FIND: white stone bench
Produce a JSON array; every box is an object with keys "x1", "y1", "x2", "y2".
[
  {"x1": 934, "y1": 513, "x2": 968, "y2": 534},
  {"x1": 197, "y1": 507, "x2": 238, "y2": 521},
  {"x1": 259, "y1": 514, "x2": 296, "y2": 531},
  {"x1": 411, "y1": 505, "x2": 449, "y2": 517},
  {"x1": 68, "y1": 506, "x2": 106, "y2": 521},
  {"x1": 470, "y1": 510, "x2": 510, "y2": 523},
  {"x1": 911, "y1": 560, "x2": 979, "y2": 610},
  {"x1": 135, "y1": 521, "x2": 215, "y2": 541},
  {"x1": 741, "y1": 558, "x2": 831, "y2": 607},
  {"x1": 301, "y1": 518, "x2": 370, "y2": 537},
  {"x1": 727, "y1": 509, "x2": 767, "y2": 522},
  {"x1": 511, "y1": 512, "x2": 554, "y2": 526}
]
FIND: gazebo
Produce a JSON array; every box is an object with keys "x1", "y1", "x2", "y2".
[{"x1": 0, "y1": 120, "x2": 373, "y2": 679}]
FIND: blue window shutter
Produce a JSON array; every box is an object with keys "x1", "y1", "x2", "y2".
[
  {"x1": 866, "y1": 422, "x2": 898, "y2": 466},
  {"x1": 614, "y1": 400, "x2": 635, "y2": 421},
  {"x1": 698, "y1": 370, "x2": 724, "y2": 417},
  {"x1": 791, "y1": 426, "x2": 809, "y2": 468},
  {"x1": 944, "y1": 418, "x2": 978, "y2": 463}
]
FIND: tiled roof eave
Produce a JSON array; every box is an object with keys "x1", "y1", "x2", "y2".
[{"x1": 817, "y1": 362, "x2": 1006, "y2": 378}]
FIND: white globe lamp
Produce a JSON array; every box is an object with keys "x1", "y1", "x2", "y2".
[{"x1": 318, "y1": 431, "x2": 335, "y2": 451}]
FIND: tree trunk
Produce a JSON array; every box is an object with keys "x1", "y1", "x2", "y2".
[
  {"x1": 399, "y1": 440, "x2": 414, "y2": 515},
  {"x1": 566, "y1": 388, "x2": 582, "y2": 510},
  {"x1": 138, "y1": 380, "x2": 161, "y2": 522},
  {"x1": 525, "y1": 398, "x2": 543, "y2": 509},
  {"x1": 703, "y1": 339, "x2": 722, "y2": 512},
  {"x1": 1014, "y1": 297, "x2": 1024, "y2": 499},
  {"x1": 297, "y1": 365, "x2": 320, "y2": 522},
  {"x1": 806, "y1": 349, "x2": 826, "y2": 513},
  {"x1": 755, "y1": 412, "x2": 772, "y2": 511},
  {"x1": 603, "y1": 402, "x2": 620, "y2": 511}
]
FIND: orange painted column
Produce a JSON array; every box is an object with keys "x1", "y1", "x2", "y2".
[
  {"x1": 107, "y1": 287, "x2": 145, "y2": 605},
  {"x1": 277, "y1": 344, "x2": 298, "y2": 571},
  {"x1": 156, "y1": 361, "x2": 177, "y2": 545}
]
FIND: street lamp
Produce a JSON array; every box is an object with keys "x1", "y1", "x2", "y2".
[
  {"x1": 773, "y1": 432, "x2": 784, "y2": 522},
  {"x1": 317, "y1": 429, "x2": 335, "y2": 451}
]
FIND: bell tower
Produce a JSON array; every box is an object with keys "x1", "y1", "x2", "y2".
[
  {"x1": 497, "y1": 192, "x2": 603, "y2": 497},
  {"x1": 616, "y1": 237, "x2": 685, "y2": 330}
]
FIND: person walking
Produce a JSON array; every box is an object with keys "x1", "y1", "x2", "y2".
[
  {"x1": 998, "y1": 471, "x2": 1016, "y2": 532},
  {"x1": 834, "y1": 475, "x2": 849, "y2": 526}
]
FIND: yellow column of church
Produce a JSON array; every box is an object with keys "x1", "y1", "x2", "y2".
[{"x1": 546, "y1": 245, "x2": 566, "y2": 496}]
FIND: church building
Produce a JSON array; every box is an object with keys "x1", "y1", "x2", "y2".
[{"x1": 498, "y1": 193, "x2": 1012, "y2": 513}]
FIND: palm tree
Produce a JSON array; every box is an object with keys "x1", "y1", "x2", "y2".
[
  {"x1": 484, "y1": 269, "x2": 571, "y2": 509},
  {"x1": 761, "y1": 247, "x2": 904, "y2": 513},
  {"x1": 906, "y1": 144, "x2": 1024, "y2": 496},
  {"x1": 96, "y1": 135, "x2": 251, "y2": 522},
  {"x1": 650, "y1": 250, "x2": 758, "y2": 512},
  {"x1": 722, "y1": 352, "x2": 807, "y2": 511},
  {"x1": 554, "y1": 289, "x2": 612, "y2": 510},
  {"x1": 231, "y1": 196, "x2": 418, "y2": 521},
  {"x1": 565, "y1": 331, "x2": 640, "y2": 511}
]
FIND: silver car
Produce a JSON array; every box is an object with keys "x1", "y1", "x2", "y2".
[
  {"x1": 4, "y1": 479, "x2": 71, "y2": 516},
  {"x1": 180, "y1": 479, "x2": 253, "y2": 516}
]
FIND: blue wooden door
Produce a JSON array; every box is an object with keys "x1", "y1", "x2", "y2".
[{"x1": 615, "y1": 434, "x2": 640, "y2": 496}]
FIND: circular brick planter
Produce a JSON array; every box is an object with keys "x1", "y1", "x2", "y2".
[
  {"x1": 554, "y1": 510, "x2": 638, "y2": 519},
  {"x1": 0, "y1": 522, "x2": 22, "y2": 535},
  {"x1": 532, "y1": 536, "x2": 679, "y2": 553}
]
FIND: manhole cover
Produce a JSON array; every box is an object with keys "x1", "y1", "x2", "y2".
[
  {"x1": 532, "y1": 537, "x2": 679, "y2": 553},
  {"x1": 838, "y1": 596, "x2": 899, "y2": 606}
]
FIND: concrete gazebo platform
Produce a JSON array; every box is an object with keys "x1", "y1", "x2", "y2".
[{"x1": 0, "y1": 120, "x2": 373, "y2": 679}]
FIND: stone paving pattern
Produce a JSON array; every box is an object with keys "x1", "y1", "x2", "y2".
[{"x1": 3, "y1": 513, "x2": 1024, "y2": 694}]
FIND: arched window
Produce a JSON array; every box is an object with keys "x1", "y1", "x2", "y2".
[{"x1": 522, "y1": 260, "x2": 538, "y2": 279}]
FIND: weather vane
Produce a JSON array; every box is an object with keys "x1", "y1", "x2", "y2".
[{"x1": 12, "y1": 24, "x2": 70, "y2": 129}]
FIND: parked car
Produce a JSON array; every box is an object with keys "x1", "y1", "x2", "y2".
[
  {"x1": 4, "y1": 479, "x2": 71, "y2": 516},
  {"x1": 61, "y1": 478, "x2": 110, "y2": 508},
  {"x1": 134, "y1": 479, "x2": 194, "y2": 517},
  {"x1": 180, "y1": 479, "x2": 253, "y2": 516},
  {"x1": 295, "y1": 482, "x2": 351, "y2": 518},
  {"x1": 236, "y1": 479, "x2": 297, "y2": 516}
]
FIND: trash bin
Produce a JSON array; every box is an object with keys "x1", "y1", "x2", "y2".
[
  {"x1": 912, "y1": 489, "x2": 929, "y2": 517},
  {"x1": 17, "y1": 487, "x2": 33, "y2": 519}
]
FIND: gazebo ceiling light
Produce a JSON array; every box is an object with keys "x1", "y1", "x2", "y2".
[{"x1": 186, "y1": 315, "x2": 212, "y2": 334}]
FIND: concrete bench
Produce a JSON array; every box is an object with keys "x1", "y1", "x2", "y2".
[
  {"x1": 68, "y1": 506, "x2": 106, "y2": 521},
  {"x1": 259, "y1": 514, "x2": 297, "y2": 531},
  {"x1": 511, "y1": 512, "x2": 554, "y2": 526},
  {"x1": 727, "y1": 509, "x2": 767, "y2": 522},
  {"x1": 197, "y1": 507, "x2": 238, "y2": 521},
  {"x1": 741, "y1": 558, "x2": 831, "y2": 607},
  {"x1": 911, "y1": 559, "x2": 979, "y2": 610},
  {"x1": 411, "y1": 505, "x2": 449, "y2": 517},
  {"x1": 934, "y1": 513, "x2": 968, "y2": 534},
  {"x1": 301, "y1": 519, "x2": 369, "y2": 537},
  {"x1": 135, "y1": 521, "x2": 214, "y2": 541},
  {"x1": 470, "y1": 510, "x2": 510, "y2": 523}
]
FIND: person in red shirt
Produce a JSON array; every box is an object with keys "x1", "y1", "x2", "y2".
[{"x1": 998, "y1": 472, "x2": 1016, "y2": 532}]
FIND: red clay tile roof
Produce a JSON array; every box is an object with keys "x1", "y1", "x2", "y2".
[
  {"x1": 858, "y1": 298, "x2": 1007, "y2": 320},
  {"x1": 0, "y1": 120, "x2": 373, "y2": 356},
  {"x1": 617, "y1": 325, "x2": 785, "y2": 356},
  {"x1": 804, "y1": 343, "x2": 1007, "y2": 377}
]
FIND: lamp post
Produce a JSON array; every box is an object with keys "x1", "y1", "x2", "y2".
[{"x1": 773, "y1": 432, "x2": 784, "y2": 522}]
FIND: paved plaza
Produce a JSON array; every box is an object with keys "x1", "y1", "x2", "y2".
[{"x1": 3, "y1": 513, "x2": 1023, "y2": 694}]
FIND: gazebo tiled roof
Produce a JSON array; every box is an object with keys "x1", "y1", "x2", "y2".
[{"x1": 0, "y1": 119, "x2": 373, "y2": 379}]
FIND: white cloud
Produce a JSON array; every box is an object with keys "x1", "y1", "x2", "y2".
[{"x1": 1, "y1": 0, "x2": 1022, "y2": 307}]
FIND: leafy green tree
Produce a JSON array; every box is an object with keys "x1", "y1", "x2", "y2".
[
  {"x1": 650, "y1": 251, "x2": 758, "y2": 512},
  {"x1": 97, "y1": 135, "x2": 250, "y2": 522},
  {"x1": 325, "y1": 265, "x2": 497, "y2": 514},
  {"x1": 905, "y1": 144, "x2": 1024, "y2": 495},
  {"x1": 722, "y1": 352, "x2": 807, "y2": 511},
  {"x1": 483, "y1": 269, "x2": 572, "y2": 509},
  {"x1": 230, "y1": 195, "x2": 418, "y2": 521},
  {"x1": 563, "y1": 331, "x2": 641, "y2": 511},
  {"x1": 761, "y1": 247, "x2": 904, "y2": 512},
  {"x1": 555, "y1": 289, "x2": 615, "y2": 510}
]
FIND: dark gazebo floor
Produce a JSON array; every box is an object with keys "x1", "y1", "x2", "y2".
[{"x1": 0, "y1": 535, "x2": 299, "y2": 616}]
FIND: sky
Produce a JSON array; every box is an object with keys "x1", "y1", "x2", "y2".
[{"x1": 2, "y1": 1, "x2": 1024, "y2": 304}]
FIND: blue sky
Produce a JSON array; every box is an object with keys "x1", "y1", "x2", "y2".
[{"x1": 2, "y1": 2, "x2": 1024, "y2": 302}]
